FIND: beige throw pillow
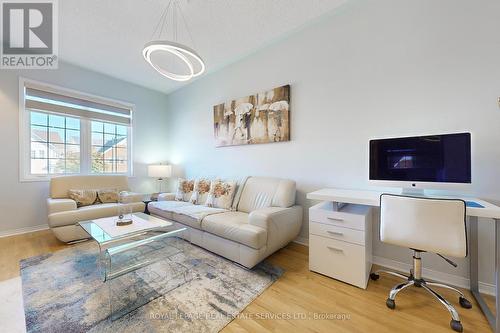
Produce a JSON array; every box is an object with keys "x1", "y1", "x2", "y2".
[
  {"x1": 68, "y1": 189, "x2": 98, "y2": 207},
  {"x1": 189, "y1": 178, "x2": 211, "y2": 205},
  {"x1": 97, "y1": 189, "x2": 119, "y2": 203},
  {"x1": 175, "y1": 178, "x2": 194, "y2": 202},
  {"x1": 206, "y1": 180, "x2": 236, "y2": 209}
]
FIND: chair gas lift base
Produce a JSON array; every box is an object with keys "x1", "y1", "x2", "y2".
[{"x1": 370, "y1": 250, "x2": 472, "y2": 332}]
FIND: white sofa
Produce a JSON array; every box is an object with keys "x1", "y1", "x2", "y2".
[
  {"x1": 148, "y1": 176, "x2": 303, "y2": 268},
  {"x1": 47, "y1": 175, "x2": 145, "y2": 242}
]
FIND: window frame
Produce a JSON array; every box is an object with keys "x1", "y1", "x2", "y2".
[{"x1": 19, "y1": 78, "x2": 134, "y2": 182}]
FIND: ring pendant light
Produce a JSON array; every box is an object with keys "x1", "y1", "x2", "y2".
[{"x1": 143, "y1": 0, "x2": 205, "y2": 81}]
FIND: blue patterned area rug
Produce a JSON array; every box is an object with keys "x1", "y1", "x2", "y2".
[{"x1": 20, "y1": 238, "x2": 283, "y2": 333}]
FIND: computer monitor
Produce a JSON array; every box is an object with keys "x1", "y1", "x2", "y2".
[{"x1": 369, "y1": 133, "x2": 471, "y2": 192}]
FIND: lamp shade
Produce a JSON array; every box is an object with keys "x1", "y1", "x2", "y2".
[{"x1": 148, "y1": 164, "x2": 172, "y2": 178}]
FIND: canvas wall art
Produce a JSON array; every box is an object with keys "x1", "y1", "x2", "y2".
[{"x1": 213, "y1": 85, "x2": 290, "y2": 147}]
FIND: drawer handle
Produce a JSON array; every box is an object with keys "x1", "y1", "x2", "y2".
[
  {"x1": 327, "y1": 246, "x2": 344, "y2": 253},
  {"x1": 327, "y1": 217, "x2": 344, "y2": 222},
  {"x1": 327, "y1": 231, "x2": 344, "y2": 236}
]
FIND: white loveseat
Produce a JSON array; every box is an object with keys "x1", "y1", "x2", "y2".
[
  {"x1": 47, "y1": 175, "x2": 145, "y2": 242},
  {"x1": 148, "y1": 176, "x2": 303, "y2": 268}
]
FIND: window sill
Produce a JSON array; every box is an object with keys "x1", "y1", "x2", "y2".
[
  {"x1": 20, "y1": 176, "x2": 51, "y2": 183},
  {"x1": 20, "y1": 173, "x2": 135, "y2": 183}
]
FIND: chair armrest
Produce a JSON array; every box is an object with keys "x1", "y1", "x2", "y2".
[
  {"x1": 248, "y1": 205, "x2": 303, "y2": 252},
  {"x1": 158, "y1": 193, "x2": 176, "y2": 201},
  {"x1": 47, "y1": 198, "x2": 77, "y2": 215},
  {"x1": 119, "y1": 191, "x2": 144, "y2": 204}
]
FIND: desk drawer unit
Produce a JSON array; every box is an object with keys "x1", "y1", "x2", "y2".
[
  {"x1": 309, "y1": 202, "x2": 372, "y2": 289},
  {"x1": 310, "y1": 222, "x2": 365, "y2": 245},
  {"x1": 309, "y1": 235, "x2": 367, "y2": 288},
  {"x1": 309, "y1": 202, "x2": 368, "y2": 231}
]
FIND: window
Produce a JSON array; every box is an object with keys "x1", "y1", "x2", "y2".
[
  {"x1": 91, "y1": 121, "x2": 128, "y2": 174},
  {"x1": 30, "y1": 112, "x2": 81, "y2": 175},
  {"x1": 20, "y1": 79, "x2": 133, "y2": 181}
]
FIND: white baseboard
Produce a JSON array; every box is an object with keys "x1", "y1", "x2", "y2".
[
  {"x1": 291, "y1": 238, "x2": 495, "y2": 296},
  {"x1": 372, "y1": 255, "x2": 494, "y2": 296},
  {"x1": 0, "y1": 224, "x2": 49, "y2": 239},
  {"x1": 293, "y1": 236, "x2": 308, "y2": 246}
]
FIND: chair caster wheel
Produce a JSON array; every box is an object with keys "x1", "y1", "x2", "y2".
[
  {"x1": 386, "y1": 298, "x2": 395, "y2": 309},
  {"x1": 450, "y1": 320, "x2": 463, "y2": 332},
  {"x1": 459, "y1": 297, "x2": 472, "y2": 309},
  {"x1": 370, "y1": 273, "x2": 379, "y2": 281}
]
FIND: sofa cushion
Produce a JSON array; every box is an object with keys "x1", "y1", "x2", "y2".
[
  {"x1": 50, "y1": 175, "x2": 129, "y2": 199},
  {"x1": 237, "y1": 177, "x2": 296, "y2": 213},
  {"x1": 148, "y1": 200, "x2": 193, "y2": 220},
  {"x1": 172, "y1": 205, "x2": 228, "y2": 229},
  {"x1": 48, "y1": 202, "x2": 145, "y2": 228},
  {"x1": 148, "y1": 201, "x2": 227, "y2": 229},
  {"x1": 202, "y1": 212, "x2": 267, "y2": 249}
]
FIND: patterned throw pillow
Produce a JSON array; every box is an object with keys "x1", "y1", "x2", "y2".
[
  {"x1": 206, "y1": 180, "x2": 237, "y2": 209},
  {"x1": 68, "y1": 189, "x2": 98, "y2": 207},
  {"x1": 175, "y1": 178, "x2": 194, "y2": 202},
  {"x1": 97, "y1": 189, "x2": 119, "y2": 203},
  {"x1": 189, "y1": 178, "x2": 211, "y2": 205}
]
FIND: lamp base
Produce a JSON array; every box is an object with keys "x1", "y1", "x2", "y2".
[{"x1": 156, "y1": 178, "x2": 163, "y2": 193}]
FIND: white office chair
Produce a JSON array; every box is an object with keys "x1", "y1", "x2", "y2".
[{"x1": 370, "y1": 194, "x2": 472, "y2": 332}]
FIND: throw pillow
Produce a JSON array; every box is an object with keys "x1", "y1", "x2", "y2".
[
  {"x1": 206, "y1": 180, "x2": 237, "y2": 209},
  {"x1": 189, "y1": 178, "x2": 211, "y2": 205},
  {"x1": 68, "y1": 189, "x2": 98, "y2": 207},
  {"x1": 97, "y1": 189, "x2": 119, "y2": 203},
  {"x1": 175, "y1": 178, "x2": 194, "y2": 202}
]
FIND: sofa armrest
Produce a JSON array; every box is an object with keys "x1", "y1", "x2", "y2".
[
  {"x1": 158, "y1": 193, "x2": 176, "y2": 201},
  {"x1": 248, "y1": 205, "x2": 303, "y2": 252},
  {"x1": 119, "y1": 191, "x2": 144, "y2": 204},
  {"x1": 249, "y1": 206, "x2": 302, "y2": 229},
  {"x1": 47, "y1": 198, "x2": 77, "y2": 215}
]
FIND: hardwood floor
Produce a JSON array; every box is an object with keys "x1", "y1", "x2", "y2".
[
  {"x1": 0, "y1": 229, "x2": 72, "y2": 281},
  {"x1": 0, "y1": 230, "x2": 494, "y2": 332}
]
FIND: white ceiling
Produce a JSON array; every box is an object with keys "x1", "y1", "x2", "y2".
[{"x1": 60, "y1": 0, "x2": 347, "y2": 94}]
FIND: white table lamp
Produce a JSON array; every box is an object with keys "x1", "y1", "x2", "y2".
[{"x1": 148, "y1": 164, "x2": 172, "y2": 193}]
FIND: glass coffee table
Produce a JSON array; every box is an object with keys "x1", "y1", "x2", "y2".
[{"x1": 78, "y1": 213, "x2": 191, "y2": 320}]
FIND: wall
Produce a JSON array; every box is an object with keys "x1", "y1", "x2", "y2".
[
  {"x1": 164, "y1": 0, "x2": 500, "y2": 287},
  {"x1": 0, "y1": 61, "x2": 169, "y2": 234}
]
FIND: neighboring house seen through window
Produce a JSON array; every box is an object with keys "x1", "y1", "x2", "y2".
[
  {"x1": 91, "y1": 121, "x2": 128, "y2": 174},
  {"x1": 30, "y1": 112, "x2": 81, "y2": 174}
]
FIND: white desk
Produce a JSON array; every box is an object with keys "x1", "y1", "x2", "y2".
[{"x1": 307, "y1": 188, "x2": 500, "y2": 332}]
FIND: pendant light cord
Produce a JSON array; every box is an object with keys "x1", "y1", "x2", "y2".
[
  {"x1": 150, "y1": 0, "x2": 195, "y2": 48},
  {"x1": 174, "y1": 1, "x2": 177, "y2": 41},
  {"x1": 151, "y1": 0, "x2": 173, "y2": 40},
  {"x1": 176, "y1": 1, "x2": 196, "y2": 49}
]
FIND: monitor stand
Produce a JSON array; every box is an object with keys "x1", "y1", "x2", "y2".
[{"x1": 401, "y1": 187, "x2": 426, "y2": 196}]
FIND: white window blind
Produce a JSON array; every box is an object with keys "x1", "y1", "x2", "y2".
[{"x1": 25, "y1": 87, "x2": 131, "y2": 124}]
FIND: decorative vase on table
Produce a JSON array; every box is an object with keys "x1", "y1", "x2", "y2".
[{"x1": 116, "y1": 203, "x2": 133, "y2": 226}]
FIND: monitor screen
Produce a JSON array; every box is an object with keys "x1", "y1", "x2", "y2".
[{"x1": 369, "y1": 133, "x2": 471, "y2": 183}]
